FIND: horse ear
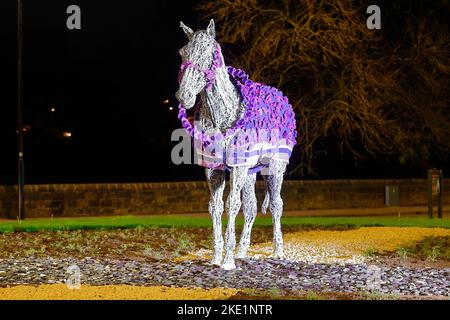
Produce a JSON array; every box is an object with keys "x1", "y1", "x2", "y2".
[
  {"x1": 206, "y1": 19, "x2": 215, "y2": 38},
  {"x1": 180, "y1": 21, "x2": 193, "y2": 39}
]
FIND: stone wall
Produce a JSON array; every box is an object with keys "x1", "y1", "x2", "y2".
[{"x1": 0, "y1": 179, "x2": 448, "y2": 219}]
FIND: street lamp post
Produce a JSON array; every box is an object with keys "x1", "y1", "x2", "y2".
[{"x1": 17, "y1": 0, "x2": 25, "y2": 220}]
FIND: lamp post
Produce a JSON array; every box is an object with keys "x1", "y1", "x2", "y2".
[{"x1": 17, "y1": 0, "x2": 25, "y2": 220}]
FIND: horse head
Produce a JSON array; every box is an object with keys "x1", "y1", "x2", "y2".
[{"x1": 175, "y1": 19, "x2": 223, "y2": 109}]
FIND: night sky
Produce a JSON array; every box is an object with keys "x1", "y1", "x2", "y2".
[
  {"x1": 0, "y1": 0, "x2": 205, "y2": 184},
  {"x1": 0, "y1": 1, "x2": 448, "y2": 185}
]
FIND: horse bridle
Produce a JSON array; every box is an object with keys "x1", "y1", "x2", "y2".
[{"x1": 178, "y1": 44, "x2": 223, "y2": 91}]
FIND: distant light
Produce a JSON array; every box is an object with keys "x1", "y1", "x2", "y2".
[
  {"x1": 63, "y1": 131, "x2": 72, "y2": 138},
  {"x1": 163, "y1": 99, "x2": 170, "y2": 104},
  {"x1": 169, "y1": 106, "x2": 174, "y2": 111},
  {"x1": 50, "y1": 107, "x2": 56, "y2": 112}
]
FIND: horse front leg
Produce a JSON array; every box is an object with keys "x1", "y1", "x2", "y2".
[
  {"x1": 222, "y1": 166, "x2": 249, "y2": 270},
  {"x1": 236, "y1": 173, "x2": 257, "y2": 259},
  {"x1": 206, "y1": 168, "x2": 225, "y2": 265}
]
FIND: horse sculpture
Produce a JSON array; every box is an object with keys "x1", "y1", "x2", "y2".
[{"x1": 175, "y1": 19, "x2": 297, "y2": 270}]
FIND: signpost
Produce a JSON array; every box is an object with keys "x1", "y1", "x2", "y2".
[
  {"x1": 17, "y1": 0, "x2": 25, "y2": 220},
  {"x1": 427, "y1": 169, "x2": 443, "y2": 219}
]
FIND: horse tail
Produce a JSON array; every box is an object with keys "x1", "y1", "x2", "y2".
[{"x1": 261, "y1": 190, "x2": 270, "y2": 214}]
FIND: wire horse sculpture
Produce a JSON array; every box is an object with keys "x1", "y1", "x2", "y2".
[{"x1": 175, "y1": 19, "x2": 297, "y2": 270}]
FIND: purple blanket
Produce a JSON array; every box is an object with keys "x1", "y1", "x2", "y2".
[{"x1": 178, "y1": 66, "x2": 297, "y2": 173}]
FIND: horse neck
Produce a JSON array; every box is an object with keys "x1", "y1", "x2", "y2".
[{"x1": 200, "y1": 66, "x2": 242, "y2": 132}]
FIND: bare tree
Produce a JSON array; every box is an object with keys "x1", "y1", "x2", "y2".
[{"x1": 197, "y1": 0, "x2": 450, "y2": 175}]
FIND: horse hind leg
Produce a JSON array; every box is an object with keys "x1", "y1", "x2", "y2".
[
  {"x1": 236, "y1": 173, "x2": 257, "y2": 259},
  {"x1": 263, "y1": 160, "x2": 287, "y2": 259}
]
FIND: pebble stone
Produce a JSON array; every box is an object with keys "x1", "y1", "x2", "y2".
[{"x1": 0, "y1": 257, "x2": 448, "y2": 297}]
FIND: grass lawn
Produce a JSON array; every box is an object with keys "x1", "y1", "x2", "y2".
[{"x1": 0, "y1": 214, "x2": 448, "y2": 233}]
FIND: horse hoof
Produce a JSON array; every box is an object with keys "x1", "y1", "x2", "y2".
[
  {"x1": 273, "y1": 251, "x2": 284, "y2": 259},
  {"x1": 236, "y1": 248, "x2": 248, "y2": 259},
  {"x1": 210, "y1": 257, "x2": 222, "y2": 266},
  {"x1": 236, "y1": 253, "x2": 247, "y2": 259},
  {"x1": 221, "y1": 262, "x2": 236, "y2": 270}
]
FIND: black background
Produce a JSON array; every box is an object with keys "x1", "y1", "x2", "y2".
[
  {"x1": 0, "y1": 1, "x2": 448, "y2": 184},
  {"x1": 0, "y1": 0, "x2": 206, "y2": 184}
]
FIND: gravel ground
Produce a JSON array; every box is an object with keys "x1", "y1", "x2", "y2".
[
  {"x1": 0, "y1": 227, "x2": 449, "y2": 299},
  {"x1": 187, "y1": 227, "x2": 450, "y2": 267},
  {"x1": 0, "y1": 257, "x2": 448, "y2": 297}
]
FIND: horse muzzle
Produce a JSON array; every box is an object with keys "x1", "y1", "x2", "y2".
[{"x1": 175, "y1": 90, "x2": 195, "y2": 109}]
